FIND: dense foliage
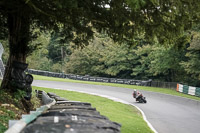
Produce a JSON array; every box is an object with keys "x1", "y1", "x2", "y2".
[
  {"x1": 24, "y1": 27, "x2": 200, "y2": 86},
  {"x1": 0, "y1": 0, "x2": 200, "y2": 90},
  {"x1": 0, "y1": 88, "x2": 41, "y2": 132}
]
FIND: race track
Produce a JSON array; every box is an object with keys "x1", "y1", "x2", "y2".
[{"x1": 33, "y1": 80, "x2": 200, "y2": 133}]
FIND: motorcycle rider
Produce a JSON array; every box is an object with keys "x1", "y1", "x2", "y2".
[{"x1": 133, "y1": 89, "x2": 144, "y2": 102}]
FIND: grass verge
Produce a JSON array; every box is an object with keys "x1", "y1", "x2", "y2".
[
  {"x1": 33, "y1": 86, "x2": 153, "y2": 133},
  {"x1": 33, "y1": 75, "x2": 200, "y2": 101}
]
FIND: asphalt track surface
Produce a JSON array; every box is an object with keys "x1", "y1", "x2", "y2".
[{"x1": 33, "y1": 80, "x2": 200, "y2": 133}]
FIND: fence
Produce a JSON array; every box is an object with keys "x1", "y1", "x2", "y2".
[{"x1": 151, "y1": 81, "x2": 177, "y2": 90}]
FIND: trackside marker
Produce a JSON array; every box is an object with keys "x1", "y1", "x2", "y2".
[{"x1": 176, "y1": 84, "x2": 179, "y2": 92}]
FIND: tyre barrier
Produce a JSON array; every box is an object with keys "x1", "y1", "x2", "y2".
[
  {"x1": 6, "y1": 90, "x2": 121, "y2": 133},
  {"x1": 177, "y1": 83, "x2": 200, "y2": 97},
  {"x1": 27, "y1": 69, "x2": 152, "y2": 87}
]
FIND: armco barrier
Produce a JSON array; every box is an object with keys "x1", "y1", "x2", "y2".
[
  {"x1": 27, "y1": 69, "x2": 178, "y2": 89},
  {"x1": 177, "y1": 83, "x2": 200, "y2": 97}
]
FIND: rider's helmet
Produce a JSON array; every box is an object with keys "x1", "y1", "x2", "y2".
[{"x1": 133, "y1": 89, "x2": 137, "y2": 98}]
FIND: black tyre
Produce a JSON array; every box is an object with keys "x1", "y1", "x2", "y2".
[
  {"x1": 143, "y1": 99, "x2": 147, "y2": 103},
  {"x1": 139, "y1": 99, "x2": 143, "y2": 103}
]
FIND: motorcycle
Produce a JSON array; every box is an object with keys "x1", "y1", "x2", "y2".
[{"x1": 133, "y1": 90, "x2": 147, "y2": 103}]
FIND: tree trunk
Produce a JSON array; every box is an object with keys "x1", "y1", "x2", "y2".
[{"x1": 0, "y1": 11, "x2": 30, "y2": 91}]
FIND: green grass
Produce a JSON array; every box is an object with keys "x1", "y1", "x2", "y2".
[
  {"x1": 33, "y1": 75, "x2": 200, "y2": 101},
  {"x1": 33, "y1": 86, "x2": 153, "y2": 133}
]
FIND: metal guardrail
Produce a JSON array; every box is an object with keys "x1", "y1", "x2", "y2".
[
  {"x1": 0, "y1": 42, "x2": 4, "y2": 78},
  {"x1": 0, "y1": 42, "x2": 4, "y2": 58}
]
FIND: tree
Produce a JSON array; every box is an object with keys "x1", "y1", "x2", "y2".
[
  {"x1": 100, "y1": 43, "x2": 137, "y2": 78},
  {"x1": 65, "y1": 33, "x2": 106, "y2": 76},
  {"x1": 48, "y1": 32, "x2": 71, "y2": 63},
  {"x1": 0, "y1": 0, "x2": 200, "y2": 91},
  {"x1": 26, "y1": 30, "x2": 50, "y2": 71},
  {"x1": 147, "y1": 45, "x2": 185, "y2": 82},
  {"x1": 181, "y1": 31, "x2": 200, "y2": 86},
  {"x1": 132, "y1": 45, "x2": 152, "y2": 79},
  {"x1": 66, "y1": 33, "x2": 140, "y2": 78}
]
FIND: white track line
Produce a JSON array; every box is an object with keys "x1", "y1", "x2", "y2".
[{"x1": 49, "y1": 87, "x2": 158, "y2": 133}]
